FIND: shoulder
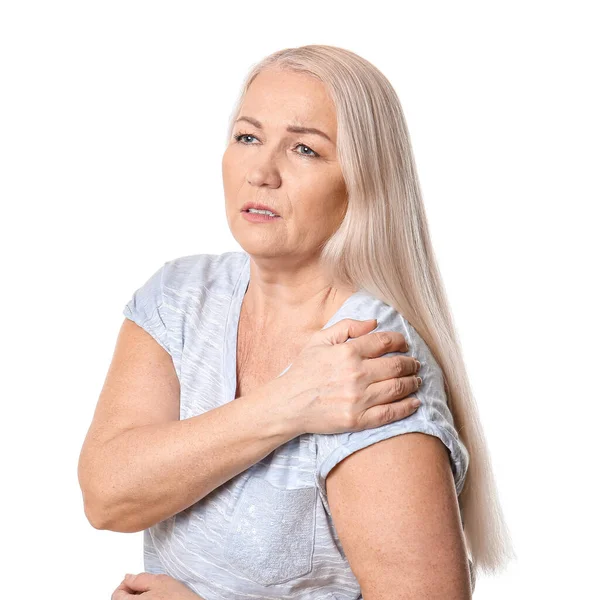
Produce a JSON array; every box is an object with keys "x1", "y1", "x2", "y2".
[
  {"x1": 330, "y1": 291, "x2": 442, "y2": 383},
  {"x1": 162, "y1": 250, "x2": 248, "y2": 303},
  {"x1": 123, "y1": 250, "x2": 248, "y2": 354},
  {"x1": 315, "y1": 291, "x2": 469, "y2": 502},
  {"x1": 160, "y1": 249, "x2": 248, "y2": 333}
]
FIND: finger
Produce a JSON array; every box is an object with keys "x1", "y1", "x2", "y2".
[
  {"x1": 366, "y1": 355, "x2": 421, "y2": 385},
  {"x1": 322, "y1": 318, "x2": 379, "y2": 345},
  {"x1": 114, "y1": 580, "x2": 137, "y2": 593},
  {"x1": 111, "y1": 579, "x2": 137, "y2": 600},
  {"x1": 349, "y1": 329, "x2": 409, "y2": 359},
  {"x1": 124, "y1": 572, "x2": 154, "y2": 592},
  {"x1": 111, "y1": 585, "x2": 138, "y2": 599},
  {"x1": 358, "y1": 395, "x2": 422, "y2": 430},
  {"x1": 366, "y1": 370, "x2": 422, "y2": 406}
]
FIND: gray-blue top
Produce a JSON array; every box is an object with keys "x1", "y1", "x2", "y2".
[{"x1": 122, "y1": 250, "x2": 473, "y2": 599}]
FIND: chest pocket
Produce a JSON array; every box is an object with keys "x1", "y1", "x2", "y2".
[{"x1": 223, "y1": 474, "x2": 317, "y2": 586}]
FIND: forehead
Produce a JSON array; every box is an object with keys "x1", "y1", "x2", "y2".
[{"x1": 239, "y1": 68, "x2": 337, "y2": 134}]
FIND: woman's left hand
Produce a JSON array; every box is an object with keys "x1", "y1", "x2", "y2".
[{"x1": 111, "y1": 573, "x2": 204, "y2": 599}]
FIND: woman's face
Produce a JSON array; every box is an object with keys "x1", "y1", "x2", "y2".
[{"x1": 223, "y1": 67, "x2": 347, "y2": 261}]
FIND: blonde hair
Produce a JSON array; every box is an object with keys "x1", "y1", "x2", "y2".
[{"x1": 225, "y1": 44, "x2": 516, "y2": 582}]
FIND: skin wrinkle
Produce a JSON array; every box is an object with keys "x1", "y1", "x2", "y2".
[
  {"x1": 222, "y1": 66, "x2": 361, "y2": 401},
  {"x1": 216, "y1": 66, "x2": 472, "y2": 598},
  {"x1": 222, "y1": 66, "x2": 357, "y2": 343}
]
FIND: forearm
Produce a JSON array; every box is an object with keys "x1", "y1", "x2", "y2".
[{"x1": 87, "y1": 377, "x2": 302, "y2": 533}]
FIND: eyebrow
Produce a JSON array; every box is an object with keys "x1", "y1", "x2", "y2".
[{"x1": 234, "y1": 116, "x2": 333, "y2": 143}]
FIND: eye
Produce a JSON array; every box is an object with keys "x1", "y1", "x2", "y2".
[
  {"x1": 233, "y1": 132, "x2": 320, "y2": 159},
  {"x1": 294, "y1": 143, "x2": 319, "y2": 158},
  {"x1": 233, "y1": 132, "x2": 260, "y2": 145}
]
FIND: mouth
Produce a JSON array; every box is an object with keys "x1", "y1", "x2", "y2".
[
  {"x1": 241, "y1": 209, "x2": 282, "y2": 223},
  {"x1": 241, "y1": 203, "x2": 281, "y2": 217}
]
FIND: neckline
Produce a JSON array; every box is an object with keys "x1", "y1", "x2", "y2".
[{"x1": 223, "y1": 252, "x2": 366, "y2": 403}]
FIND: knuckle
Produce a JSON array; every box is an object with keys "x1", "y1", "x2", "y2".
[
  {"x1": 343, "y1": 384, "x2": 361, "y2": 403},
  {"x1": 383, "y1": 403, "x2": 400, "y2": 423},
  {"x1": 341, "y1": 407, "x2": 357, "y2": 429},
  {"x1": 391, "y1": 377, "x2": 403, "y2": 396},
  {"x1": 391, "y1": 358, "x2": 404, "y2": 376},
  {"x1": 340, "y1": 343, "x2": 356, "y2": 361},
  {"x1": 348, "y1": 368, "x2": 363, "y2": 384},
  {"x1": 375, "y1": 331, "x2": 390, "y2": 347}
]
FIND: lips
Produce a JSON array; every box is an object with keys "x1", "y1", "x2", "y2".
[{"x1": 241, "y1": 202, "x2": 280, "y2": 216}]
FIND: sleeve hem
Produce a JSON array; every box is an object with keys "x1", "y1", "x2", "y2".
[
  {"x1": 123, "y1": 303, "x2": 171, "y2": 355},
  {"x1": 315, "y1": 418, "x2": 468, "y2": 512}
]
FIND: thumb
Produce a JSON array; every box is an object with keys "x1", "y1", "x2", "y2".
[
  {"x1": 124, "y1": 572, "x2": 153, "y2": 592},
  {"x1": 322, "y1": 318, "x2": 378, "y2": 345}
]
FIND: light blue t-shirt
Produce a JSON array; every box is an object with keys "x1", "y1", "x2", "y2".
[{"x1": 122, "y1": 250, "x2": 473, "y2": 599}]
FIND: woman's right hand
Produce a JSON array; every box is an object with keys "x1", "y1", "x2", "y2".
[{"x1": 278, "y1": 318, "x2": 422, "y2": 435}]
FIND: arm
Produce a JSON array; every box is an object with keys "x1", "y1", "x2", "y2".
[
  {"x1": 78, "y1": 319, "x2": 302, "y2": 534},
  {"x1": 325, "y1": 432, "x2": 472, "y2": 599}
]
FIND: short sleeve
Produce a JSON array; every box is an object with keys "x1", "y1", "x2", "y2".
[
  {"x1": 314, "y1": 303, "x2": 469, "y2": 510},
  {"x1": 122, "y1": 262, "x2": 171, "y2": 355}
]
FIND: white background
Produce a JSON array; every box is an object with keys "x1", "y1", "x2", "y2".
[{"x1": 2, "y1": 1, "x2": 588, "y2": 598}]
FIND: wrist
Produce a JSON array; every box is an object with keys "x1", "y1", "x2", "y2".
[{"x1": 255, "y1": 375, "x2": 307, "y2": 442}]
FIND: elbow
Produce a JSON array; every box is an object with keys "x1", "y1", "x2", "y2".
[
  {"x1": 82, "y1": 493, "x2": 146, "y2": 533},
  {"x1": 79, "y1": 475, "x2": 121, "y2": 531},
  {"x1": 79, "y1": 476, "x2": 105, "y2": 530},
  {"x1": 83, "y1": 501, "x2": 109, "y2": 531},
  {"x1": 78, "y1": 451, "x2": 107, "y2": 529},
  {"x1": 78, "y1": 457, "x2": 128, "y2": 532},
  {"x1": 80, "y1": 482, "x2": 113, "y2": 530},
  {"x1": 83, "y1": 498, "x2": 141, "y2": 533},
  {"x1": 78, "y1": 464, "x2": 147, "y2": 533}
]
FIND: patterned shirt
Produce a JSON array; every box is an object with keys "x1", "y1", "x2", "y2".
[{"x1": 122, "y1": 250, "x2": 473, "y2": 599}]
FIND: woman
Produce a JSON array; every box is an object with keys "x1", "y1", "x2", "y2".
[{"x1": 79, "y1": 45, "x2": 514, "y2": 599}]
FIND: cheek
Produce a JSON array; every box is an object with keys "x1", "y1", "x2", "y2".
[
  {"x1": 221, "y1": 147, "x2": 233, "y2": 176},
  {"x1": 291, "y1": 173, "x2": 346, "y2": 221},
  {"x1": 222, "y1": 148, "x2": 242, "y2": 187},
  {"x1": 221, "y1": 150, "x2": 229, "y2": 181},
  {"x1": 311, "y1": 179, "x2": 347, "y2": 216},
  {"x1": 326, "y1": 176, "x2": 348, "y2": 211},
  {"x1": 222, "y1": 143, "x2": 243, "y2": 168}
]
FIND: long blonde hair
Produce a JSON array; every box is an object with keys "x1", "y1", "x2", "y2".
[{"x1": 225, "y1": 44, "x2": 516, "y2": 581}]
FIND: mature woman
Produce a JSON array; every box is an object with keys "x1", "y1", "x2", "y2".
[{"x1": 79, "y1": 45, "x2": 514, "y2": 599}]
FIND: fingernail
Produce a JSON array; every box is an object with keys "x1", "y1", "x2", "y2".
[
  {"x1": 417, "y1": 376, "x2": 422, "y2": 387},
  {"x1": 125, "y1": 574, "x2": 135, "y2": 581},
  {"x1": 411, "y1": 398, "x2": 421, "y2": 408}
]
